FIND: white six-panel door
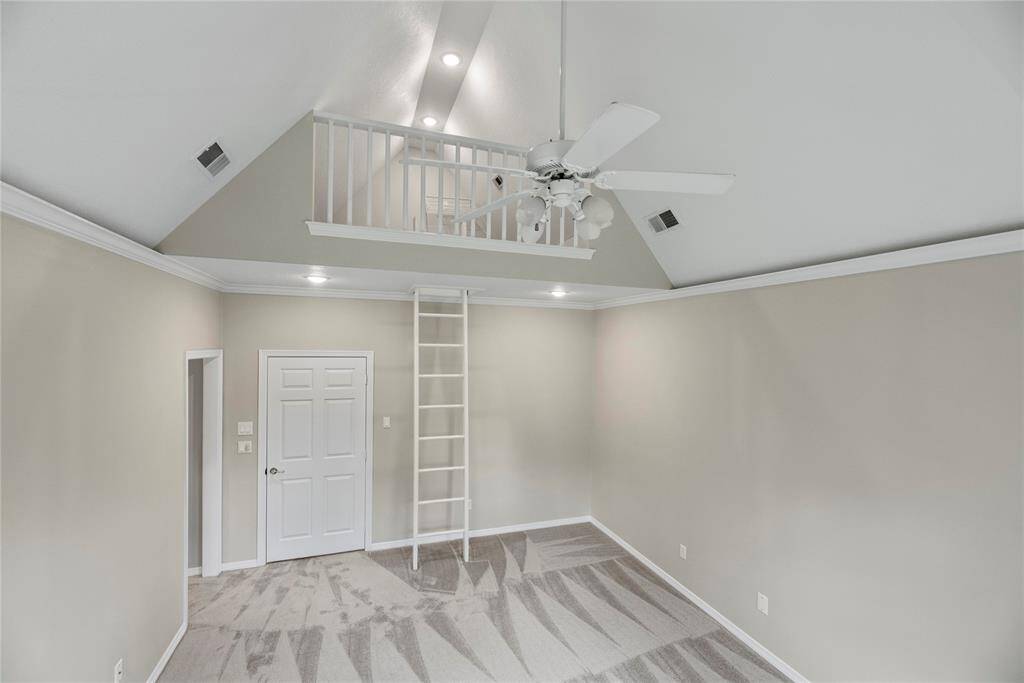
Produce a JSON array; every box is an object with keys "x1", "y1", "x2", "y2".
[{"x1": 267, "y1": 356, "x2": 367, "y2": 562}]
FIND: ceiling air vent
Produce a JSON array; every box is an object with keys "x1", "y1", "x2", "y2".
[
  {"x1": 647, "y1": 209, "x2": 680, "y2": 234},
  {"x1": 196, "y1": 141, "x2": 229, "y2": 178}
]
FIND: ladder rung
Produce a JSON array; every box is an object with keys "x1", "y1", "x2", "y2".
[
  {"x1": 418, "y1": 434, "x2": 465, "y2": 441},
  {"x1": 418, "y1": 496, "x2": 465, "y2": 505},
  {"x1": 419, "y1": 313, "x2": 464, "y2": 318},
  {"x1": 418, "y1": 465, "x2": 466, "y2": 473},
  {"x1": 419, "y1": 404, "x2": 464, "y2": 409},
  {"x1": 416, "y1": 528, "x2": 465, "y2": 538},
  {"x1": 419, "y1": 373, "x2": 464, "y2": 378},
  {"x1": 418, "y1": 343, "x2": 464, "y2": 348}
]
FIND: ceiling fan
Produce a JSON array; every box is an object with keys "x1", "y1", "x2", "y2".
[{"x1": 409, "y1": 3, "x2": 734, "y2": 244}]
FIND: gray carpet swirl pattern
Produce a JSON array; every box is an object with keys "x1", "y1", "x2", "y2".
[{"x1": 161, "y1": 523, "x2": 788, "y2": 682}]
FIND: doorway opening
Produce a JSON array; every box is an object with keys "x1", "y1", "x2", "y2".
[{"x1": 184, "y1": 349, "x2": 223, "y2": 590}]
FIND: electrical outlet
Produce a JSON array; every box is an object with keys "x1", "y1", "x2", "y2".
[
  {"x1": 679, "y1": 544, "x2": 687, "y2": 560},
  {"x1": 757, "y1": 592, "x2": 768, "y2": 615},
  {"x1": 237, "y1": 440, "x2": 252, "y2": 454},
  {"x1": 113, "y1": 658, "x2": 124, "y2": 683}
]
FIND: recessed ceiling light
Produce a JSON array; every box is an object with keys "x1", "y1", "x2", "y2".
[
  {"x1": 550, "y1": 289, "x2": 568, "y2": 298},
  {"x1": 441, "y1": 52, "x2": 462, "y2": 67},
  {"x1": 305, "y1": 275, "x2": 329, "y2": 284},
  {"x1": 421, "y1": 115, "x2": 438, "y2": 127}
]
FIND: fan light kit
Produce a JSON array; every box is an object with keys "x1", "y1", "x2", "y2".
[
  {"x1": 401, "y1": 1, "x2": 734, "y2": 246},
  {"x1": 441, "y1": 52, "x2": 461, "y2": 67},
  {"x1": 420, "y1": 116, "x2": 438, "y2": 128},
  {"x1": 305, "y1": 275, "x2": 329, "y2": 284}
]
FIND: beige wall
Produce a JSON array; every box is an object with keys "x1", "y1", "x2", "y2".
[
  {"x1": 5, "y1": 204, "x2": 1022, "y2": 680},
  {"x1": 592, "y1": 253, "x2": 1024, "y2": 680},
  {"x1": 1, "y1": 215, "x2": 222, "y2": 681},
  {"x1": 220, "y1": 294, "x2": 594, "y2": 562}
]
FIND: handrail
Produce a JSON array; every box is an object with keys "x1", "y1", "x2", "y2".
[{"x1": 313, "y1": 110, "x2": 528, "y2": 155}]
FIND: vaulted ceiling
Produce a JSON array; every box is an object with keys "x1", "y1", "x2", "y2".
[{"x1": 3, "y1": 2, "x2": 1021, "y2": 286}]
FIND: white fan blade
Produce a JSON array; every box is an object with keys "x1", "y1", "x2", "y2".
[
  {"x1": 561, "y1": 102, "x2": 660, "y2": 172},
  {"x1": 403, "y1": 157, "x2": 537, "y2": 178},
  {"x1": 454, "y1": 190, "x2": 534, "y2": 224},
  {"x1": 594, "y1": 170, "x2": 734, "y2": 194}
]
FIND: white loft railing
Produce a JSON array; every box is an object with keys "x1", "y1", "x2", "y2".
[{"x1": 307, "y1": 111, "x2": 595, "y2": 260}]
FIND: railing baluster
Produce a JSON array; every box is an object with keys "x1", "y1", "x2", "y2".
[
  {"x1": 327, "y1": 121, "x2": 335, "y2": 223},
  {"x1": 402, "y1": 136, "x2": 409, "y2": 230},
  {"x1": 419, "y1": 136, "x2": 427, "y2": 232},
  {"x1": 485, "y1": 149, "x2": 492, "y2": 239},
  {"x1": 385, "y1": 131, "x2": 391, "y2": 228},
  {"x1": 437, "y1": 140, "x2": 444, "y2": 233},
  {"x1": 501, "y1": 150, "x2": 507, "y2": 241},
  {"x1": 573, "y1": 217, "x2": 578, "y2": 247},
  {"x1": 454, "y1": 144, "x2": 461, "y2": 236},
  {"x1": 366, "y1": 127, "x2": 373, "y2": 226},
  {"x1": 516, "y1": 154, "x2": 524, "y2": 241},
  {"x1": 470, "y1": 146, "x2": 477, "y2": 237},
  {"x1": 346, "y1": 123, "x2": 354, "y2": 225},
  {"x1": 546, "y1": 206, "x2": 551, "y2": 244}
]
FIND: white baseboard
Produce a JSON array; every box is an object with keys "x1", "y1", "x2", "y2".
[
  {"x1": 186, "y1": 566, "x2": 201, "y2": 577},
  {"x1": 588, "y1": 516, "x2": 808, "y2": 683},
  {"x1": 220, "y1": 557, "x2": 264, "y2": 572},
  {"x1": 147, "y1": 619, "x2": 186, "y2": 683},
  {"x1": 367, "y1": 515, "x2": 593, "y2": 551},
  {"x1": 221, "y1": 557, "x2": 264, "y2": 572}
]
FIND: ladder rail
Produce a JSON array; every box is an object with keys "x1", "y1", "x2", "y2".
[
  {"x1": 462, "y1": 289, "x2": 470, "y2": 561},
  {"x1": 412, "y1": 289, "x2": 420, "y2": 569},
  {"x1": 412, "y1": 286, "x2": 471, "y2": 571}
]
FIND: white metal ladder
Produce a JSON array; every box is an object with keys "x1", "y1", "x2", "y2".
[{"x1": 413, "y1": 287, "x2": 470, "y2": 570}]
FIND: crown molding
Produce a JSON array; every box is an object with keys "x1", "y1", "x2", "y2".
[
  {"x1": 1, "y1": 182, "x2": 224, "y2": 290},
  {"x1": 595, "y1": 229, "x2": 1024, "y2": 310},
  {"x1": 219, "y1": 283, "x2": 595, "y2": 310},
  {"x1": 6, "y1": 181, "x2": 1019, "y2": 312}
]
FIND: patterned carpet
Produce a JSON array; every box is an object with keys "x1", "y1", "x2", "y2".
[{"x1": 161, "y1": 523, "x2": 788, "y2": 682}]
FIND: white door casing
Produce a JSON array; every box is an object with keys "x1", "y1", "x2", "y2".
[{"x1": 266, "y1": 356, "x2": 367, "y2": 561}]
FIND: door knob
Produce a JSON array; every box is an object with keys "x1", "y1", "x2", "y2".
[{"x1": 269, "y1": 467, "x2": 284, "y2": 475}]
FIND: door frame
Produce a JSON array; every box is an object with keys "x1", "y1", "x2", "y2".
[
  {"x1": 183, "y1": 349, "x2": 224, "y2": 594},
  {"x1": 257, "y1": 349, "x2": 374, "y2": 565}
]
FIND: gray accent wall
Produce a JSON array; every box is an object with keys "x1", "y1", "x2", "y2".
[
  {"x1": 156, "y1": 114, "x2": 671, "y2": 290},
  {"x1": 1, "y1": 215, "x2": 222, "y2": 681},
  {"x1": 591, "y1": 252, "x2": 1024, "y2": 680}
]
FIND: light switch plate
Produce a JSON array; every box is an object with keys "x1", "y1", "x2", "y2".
[
  {"x1": 382, "y1": 416, "x2": 391, "y2": 429},
  {"x1": 679, "y1": 544, "x2": 687, "y2": 560},
  {"x1": 238, "y1": 421, "x2": 253, "y2": 436},
  {"x1": 757, "y1": 592, "x2": 768, "y2": 615},
  {"x1": 238, "y1": 440, "x2": 253, "y2": 454}
]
